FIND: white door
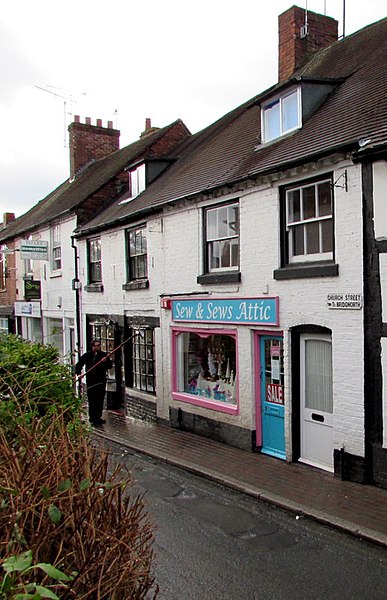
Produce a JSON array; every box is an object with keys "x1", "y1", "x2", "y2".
[{"x1": 300, "y1": 333, "x2": 333, "y2": 472}]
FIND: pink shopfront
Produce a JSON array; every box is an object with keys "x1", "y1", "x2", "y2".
[{"x1": 168, "y1": 296, "x2": 285, "y2": 458}]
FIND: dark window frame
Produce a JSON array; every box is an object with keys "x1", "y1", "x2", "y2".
[
  {"x1": 87, "y1": 238, "x2": 102, "y2": 284},
  {"x1": 124, "y1": 326, "x2": 156, "y2": 394},
  {"x1": 126, "y1": 226, "x2": 148, "y2": 282},
  {"x1": 274, "y1": 173, "x2": 338, "y2": 280}
]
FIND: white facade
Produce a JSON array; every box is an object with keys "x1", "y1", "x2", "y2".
[{"x1": 77, "y1": 155, "x2": 366, "y2": 471}]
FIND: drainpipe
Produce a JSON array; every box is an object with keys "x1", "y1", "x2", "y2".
[{"x1": 71, "y1": 236, "x2": 82, "y2": 365}]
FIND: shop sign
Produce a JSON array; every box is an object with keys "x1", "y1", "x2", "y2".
[
  {"x1": 20, "y1": 240, "x2": 48, "y2": 261},
  {"x1": 326, "y1": 293, "x2": 363, "y2": 310},
  {"x1": 24, "y1": 279, "x2": 41, "y2": 300},
  {"x1": 266, "y1": 383, "x2": 284, "y2": 405},
  {"x1": 14, "y1": 301, "x2": 41, "y2": 318},
  {"x1": 172, "y1": 297, "x2": 279, "y2": 325}
]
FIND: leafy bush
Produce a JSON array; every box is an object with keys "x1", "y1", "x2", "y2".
[
  {"x1": 0, "y1": 405, "x2": 158, "y2": 599},
  {"x1": 0, "y1": 334, "x2": 80, "y2": 436}
]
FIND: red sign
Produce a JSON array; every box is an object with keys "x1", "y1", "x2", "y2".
[
  {"x1": 266, "y1": 383, "x2": 284, "y2": 405},
  {"x1": 270, "y1": 345, "x2": 281, "y2": 357}
]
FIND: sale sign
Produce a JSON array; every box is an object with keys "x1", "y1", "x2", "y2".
[{"x1": 266, "y1": 383, "x2": 284, "y2": 405}]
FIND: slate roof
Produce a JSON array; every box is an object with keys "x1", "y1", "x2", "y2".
[
  {"x1": 0, "y1": 120, "x2": 190, "y2": 244},
  {"x1": 76, "y1": 15, "x2": 387, "y2": 236}
]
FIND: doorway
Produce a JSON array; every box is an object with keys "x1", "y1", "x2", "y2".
[
  {"x1": 260, "y1": 336, "x2": 286, "y2": 459},
  {"x1": 299, "y1": 332, "x2": 333, "y2": 472}
]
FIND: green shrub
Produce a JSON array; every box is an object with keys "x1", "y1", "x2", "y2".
[{"x1": 0, "y1": 334, "x2": 80, "y2": 436}]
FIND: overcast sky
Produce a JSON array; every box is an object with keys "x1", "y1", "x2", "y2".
[{"x1": 1, "y1": 0, "x2": 386, "y2": 218}]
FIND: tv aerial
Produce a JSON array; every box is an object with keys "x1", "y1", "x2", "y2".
[{"x1": 35, "y1": 85, "x2": 87, "y2": 147}]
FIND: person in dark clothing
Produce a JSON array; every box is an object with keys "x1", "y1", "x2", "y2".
[{"x1": 75, "y1": 340, "x2": 113, "y2": 426}]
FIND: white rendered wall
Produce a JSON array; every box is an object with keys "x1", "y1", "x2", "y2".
[
  {"x1": 77, "y1": 159, "x2": 365, "y2": 460},
  {"x1": 373, "y1": 161, "x2": 387, "y2": 241}
]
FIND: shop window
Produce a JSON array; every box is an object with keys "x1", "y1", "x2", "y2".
[
  {"x1": 90, "y1": 320, "x2": 115, "y2": 380},
  {"x1": 0, "y1": 318, "x2": 8, "y2": 334},
  {"x1": 87, "y1": 238, "x2": 102, "y2": 284},
  {"x1": 125, "y1": 327, "x2": 155, "y2": 394},
  {"x1": 46, "y1": 318, "x2": 64, "y2": 358},
  {"x1": 173, "y1": 329, "x2": 238, "y2": 414}
]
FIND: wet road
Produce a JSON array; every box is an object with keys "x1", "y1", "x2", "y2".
[{"x1": 105, "y1": 440, "x2": 387, "y2": 600}]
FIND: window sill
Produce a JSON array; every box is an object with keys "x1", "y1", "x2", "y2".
[
  {"x1": 273, "y1": 262, "x2": 339, "y2": 280},
  {"x1": 122, "y1": 279, "x2": 149, "y2": 291},
  {"x1": 172, "y1": 392, "x2": 238, "y2": 415},
  {"x1": 84, "y1": 283, "x2": 104, "y2": 292},
  {"x1": 50, "y1": 271, "x2": 62, "y2": 278},
  {"x1": 197, "y1": 271, "x2": 241, "y2": 285}
]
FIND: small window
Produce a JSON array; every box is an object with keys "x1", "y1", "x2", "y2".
[
  {"x1": 205, "y1": 202, "x2": 239, "y2": 272},
  {"x1": 51, "y1": 225, "x2": 62, "y2": 271},
  {"x1": 127, "y1": 227, "x2": 148, "y2": 281},
  {"x1": 125, "y1": 327, "x2": 156, "y2": 394},
  {"x1": 173, "y1": 330, "x2": 237, "y2": 411},
  {"x1": 87, "y1": 238, "x2": 102, "y2": 283},
  {"x1": 129, "y1": 164, "x2": 146, "y2": 198},
  {"x1": 262, "y1": 88, "x2": 301, "y2": 143},
  {"x1": 0, "y1": 253, "x2": 6, "y2": 291},
  {"x1": 286, "y1": 178, "x2": 333, "y2": 263}
]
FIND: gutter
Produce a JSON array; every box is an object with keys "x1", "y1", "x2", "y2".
[{"x1": 71, "y1": 236, "x2": 82, "y2": 370}]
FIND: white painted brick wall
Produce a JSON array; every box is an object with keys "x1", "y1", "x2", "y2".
[{"x1": 77, "y1": 160, "x2": 366, "y2": 459}]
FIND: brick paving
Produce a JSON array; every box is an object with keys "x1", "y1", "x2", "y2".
[{"x1": 93, "y1": 410, "x2": 387, "y2": 547}]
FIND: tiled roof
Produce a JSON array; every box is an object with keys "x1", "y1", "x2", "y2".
[
  {"x1": 0, "y1": 120, "x2": 189, "y2": 243},
  {"x1": 76, "y1": 16, "x2": 387, "y2": 236}
]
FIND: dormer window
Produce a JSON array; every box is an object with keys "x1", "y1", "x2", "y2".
[
  {"x1": 129, "y1": 163, "x2": 146, "y2": 198},
  {"x1": 262, "y1": 87, "x2": 301, "y2": 143}
]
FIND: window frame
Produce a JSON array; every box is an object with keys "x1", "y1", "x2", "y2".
[
  {"x1": 261, "y1": 87, "x2": 301, "y2": 143},
  {"x1": 129, "y1": 164, "x2": 146, "y2": 199},
  {"x1": 51, "y1": 225, "x2": 62, "y2": 271},
  {"x1": 285, "y1": 177, "x2": 334, "y2": 264},
  {"x1": 87, "y1": 238, "x2": 102, "y2": 284},
  {"x1": 172, "y1": 326, "x2": 239, "y2": 415},
  {"x1": 125, "y1": 327, "x2": 156, "y2": 394},
  {"x1": 126, "y1": 226, "x2": 148, "y2": 282},
  {"x1": 0, "y1": 252, "x2": 6, "y2": 292},
  {"x1": 204, "y1": 201, "x2": 240, "y2": 274}
]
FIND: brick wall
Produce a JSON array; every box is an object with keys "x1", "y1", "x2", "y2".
[{"x1": 278, "y1": 6, "x2": 338, "y2": 81}]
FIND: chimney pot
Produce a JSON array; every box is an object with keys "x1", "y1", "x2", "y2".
[
  {"x1": 68, "y1": 117, "x2": 120, "y2": 178},
  {"x1": 85, "y1": 117, "x2": 91, "y2": 125},
  {"x1": 107, "y1": 121, "x2": 113, "y2": 129},
  {"x1": 74, "y1": 115, "x2": 80, "y2": 123},
  {"x1": 145, "y1": 118, "x2": 151, "y2": 131},
  {"x1": 97, "y1": 118, "x2": 102, "y2": 127}
]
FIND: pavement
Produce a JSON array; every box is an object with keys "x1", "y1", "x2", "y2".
[{"x1": 93, "y1": 409, "x2": 387, "y2": 548}]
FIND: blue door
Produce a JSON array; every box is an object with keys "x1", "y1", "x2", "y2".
[{"x1": 261, "y1": 337, "x2": 285, "y2": 459}]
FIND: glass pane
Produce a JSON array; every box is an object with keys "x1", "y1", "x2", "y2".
[
  {"x1": 288, "y1": 190, "x2": 301, "y2": 223},
  {"x1": 264, "y1": 100, "x2": 280, "y2": 142},
  {"x1": 207, "y1": 209, "x2": 218, "y2": 240},
  {"x1": 91, "y1": 262, "x2": 101, "y2": 282},
  {"x1": 318, "y1": 182, "x2": 332, "y2": 217},
  {"x1": 138, "y1": 164, "x2": 146, "y2": 194},
  {"x1": 228, "y1": 205, "x2": 239, "y2": 234},
  {"x1": 321, "y1": 219, "x2": 333, "y2": 253},
  {"x1": 306, "y1": 221, "x2": 320, "y2": 254},
  {"x1": 303, "y1": 186, "x2": 316, "y2": 220},
  {"x1": 217, "y1": 207, "x2": 229, "y2": 239},
  {"x1": 209, "y1": 241, "x2": 221, "y2": 269},
  {"x1": 305, "y1": 339, "x2": 332, "y2": 413},
  {"x1": 292, "y1": 224, "x2": 304, "y2": 255},
  {"x1": 231, "y1": 238, "x2": 239, "y2": 267},
  {"x1": 177, "y1": 332, "x2": 236, "y2": 405},
  {"x1": 220, "y1": 240, "x2": 230, "y2": 268},
  {"x1": 282, "y1": 91, "x2": 299, "y2": 132}
]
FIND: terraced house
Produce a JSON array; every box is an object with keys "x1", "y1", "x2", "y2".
[{"x1": 2, "y1": 5, "x2": 387, "y2": 488}]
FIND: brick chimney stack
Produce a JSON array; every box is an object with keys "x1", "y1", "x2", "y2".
[
  {"x1": 140, "y1": 117, "x2": 160, "y2": 138},
  {"x1": 2, "y1": 213, "x2": 15, "y2": 225},
  {"x1": 68, "y1": 116, "x2": 120, "y2": 179},
  {"x1": 278, "y1": 6, "x2": 338, "y2": 82}
]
